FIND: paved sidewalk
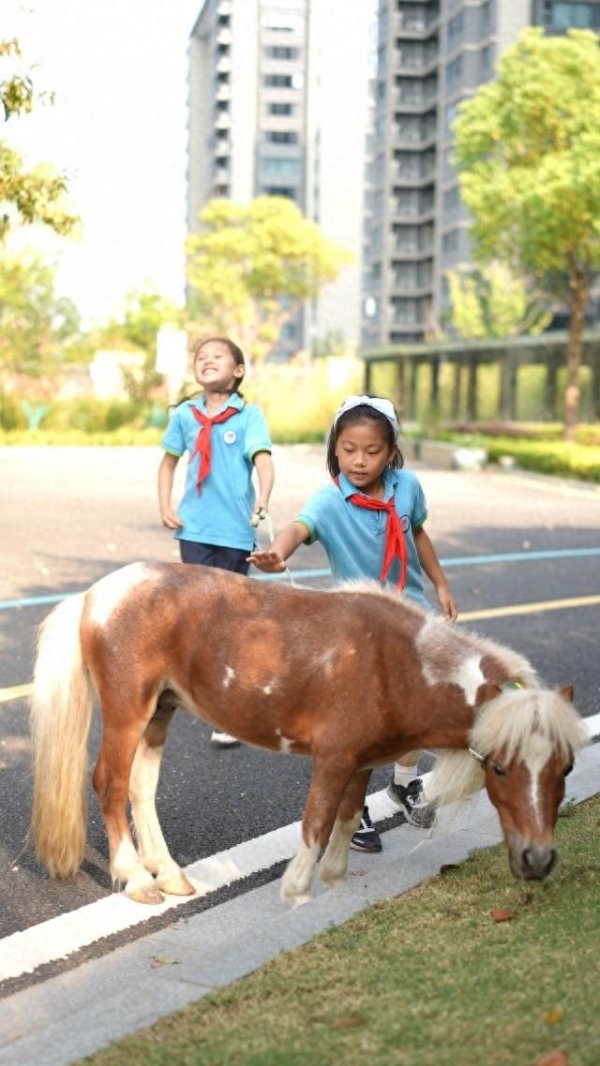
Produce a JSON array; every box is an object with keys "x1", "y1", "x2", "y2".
[{"x1": 1, "y1": 742, "x2": 599, "y2": 1066}]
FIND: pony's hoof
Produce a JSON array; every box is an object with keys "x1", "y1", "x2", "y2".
[
  {"x1": 280, "y1": 885, "x2": 311, "y2": 908},
  {"x1": 127, "y1": 885, "x2": 165, "y2": 905},
  {"x1": 157, "y1": 871, "x2": 195, "y2": 897},
  {"x1": 320, "y1": 873, "x2": 347, "y2": 890}
]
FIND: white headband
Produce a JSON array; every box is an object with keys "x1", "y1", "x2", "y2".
[{"x1": 333, "y1": 395, "x2": 399, "y2": 433}]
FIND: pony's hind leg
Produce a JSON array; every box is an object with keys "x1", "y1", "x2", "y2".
[
  {"x1": 129, "y1": 705, "x2": 195, "y2": 899},
  {"x1": 319, "y1": 769, "x2": 372, "y2": 890},
  {"x1": 281, "y1": 758, "x2": 356, "y2": 907},
  {"x1": 93, "y1": 707, "x2": 164, "y2": 905}
]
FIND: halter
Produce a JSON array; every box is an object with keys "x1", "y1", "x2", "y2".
[{"x1": 468, "y1": 678, "x2": 525, "y2": 765}]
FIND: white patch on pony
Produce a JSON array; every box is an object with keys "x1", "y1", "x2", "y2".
[
  {"x1": 281, "y1": 837, "x2": 321, "y2": 905},
  {"x1": 112, "y1": 834, "x2": 146, "y2": 885},
  {"x1": 523, "y1": 731, "x2": 554, "y2": 828},
  {"x1": 279, "y1": 735, "x2": 294, "y2": 754},
  {"x1": 447, "y1": 655, "x2": 486, "y2": 706},
  {"x1": 87, "y1": 563, "x2": 152, "y2": 629},
  {"x1": 223, "y1": 665, "x2": 236, "y2": 689},
  {"x1": 262, "y1": 684, "x2": 272, "y2": 695}
]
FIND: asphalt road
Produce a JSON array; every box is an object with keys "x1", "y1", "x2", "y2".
[{"x1": 1, "y1": 444, "x2": 599, "y2": 964}]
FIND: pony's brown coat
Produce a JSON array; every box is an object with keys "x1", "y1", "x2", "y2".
[{"x1": 30, "y1": 562, "x2": 589, "y2": 904}]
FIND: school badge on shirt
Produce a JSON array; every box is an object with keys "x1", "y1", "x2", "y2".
[{"x1": 223, "y1": 430, "x2": 237, "y2": 444}]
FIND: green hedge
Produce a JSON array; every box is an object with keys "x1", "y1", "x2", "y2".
[{"x1": 484, "y1": 437, "x2": 600, "y2": 482}]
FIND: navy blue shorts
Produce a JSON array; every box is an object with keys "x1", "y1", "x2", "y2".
[{"x1": 179, "y1": 540, "x2": 250, "y2": 575}]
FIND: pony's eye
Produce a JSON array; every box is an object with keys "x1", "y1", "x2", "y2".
[
  {"x1": 563, "y1": 763, "x2": 573, "y2": 778},
  {"x1": 491, "y1": 762, "x2": 507, "y2": 777}
]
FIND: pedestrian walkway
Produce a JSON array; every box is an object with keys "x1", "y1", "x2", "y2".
[{"x1": 1, "y1": 740, "x2": 599, "y2": 1066}]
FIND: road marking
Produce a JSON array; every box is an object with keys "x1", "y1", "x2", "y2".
[
  {"x1": 0, "y1": 683, "x2": 32, "y2": 703},
  {"x1": 460, "y1": 594, "x2": 600, "y2": 623},
  {"x1": 1, "y1": 547, "x2": 600, "y2": 611}
]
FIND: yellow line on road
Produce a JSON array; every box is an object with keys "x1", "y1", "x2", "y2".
[
  {"x1": 0, "y1": 682, "x2": 32, "y2": 704},
  {"x1": 1, "y1": 595, "x2": 599, "y2": 704},
  {"x1": 460, "y1": 593, "x2": 600, "y2": 623}
]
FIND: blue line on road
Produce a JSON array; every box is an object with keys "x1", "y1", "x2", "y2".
[{"x1": 1, "y1": 546, "x2": 599, "y2": 612}]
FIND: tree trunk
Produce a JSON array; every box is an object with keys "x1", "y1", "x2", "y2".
[{"x1": 564, "y1": 281, "x2": 587, "y2": 443}]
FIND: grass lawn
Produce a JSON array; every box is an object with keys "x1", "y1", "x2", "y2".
[{"x1": 77, "y1": 796, "x2": 600, "y2": 1066}]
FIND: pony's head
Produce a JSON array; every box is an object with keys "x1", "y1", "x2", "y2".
[{"x1": 469, "y1": 682, "x2": 588, "y2": 880}]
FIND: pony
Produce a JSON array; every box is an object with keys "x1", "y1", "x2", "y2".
[{"x1": 29, "y1": 562, "x2": 588, "y2": 907}]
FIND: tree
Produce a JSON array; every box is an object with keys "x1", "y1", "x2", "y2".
[
  {"x1": 446, "y1": 263, "x2": 552, "y2": 340},
  {"x1": 185, "y1": 196, "x2": 353, "y2": 365},
  {"x1": 0, "y1": 247, "x2": 80, "y2": 371},
  {"x1": 89, "y1": 288, "x2": 184, "y2": 404},
  {"x1": 453, "y1": 28, "x2": 600, "y2": 440},
  {"x1": 1, "y1": 37, "x2": 78, "y2": 241}
]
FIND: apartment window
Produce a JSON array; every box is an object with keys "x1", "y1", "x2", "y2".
[
  {"x1": 262, "y1": 186, "x2": 296, "y2": 199},
  {"x1": 269, "y1": 102, "x2": 294, "y2": 115},
  {"x1": 265, "y1": 131, "x2": 298, "y2": 144},
  {"x1": 442, "y1": 230, "x2": 459, "y2": 252},
  {"x1": 445, "y1": 101, "x2": 458, "y2": 133},
  {"x1": 543, "y1": 2, "x2": 597, "y2": 27},
  {"x1": 261, "y1": 15, "x2": 304, "y2": 33},
  {"x1": 446, "y1": 55, "x2": 463, "y2": 83},
  {"x1": 265, "y1": 45, "x2": 298, "y2": 59},
  {"x1": 443, "y1": 186, "x2": 460, "y2": 212},
  {"x1": 262, "y1": 158, "x2": 300, "y2": 175},
  {"x1": 396, "y1": 190, "x2": 419, "y2": 217},
  {"x1": 448, "y1": 11, "x2": 464, "y2": 40},
  {"x1": 264, "y1": 74, "x2": 293, "y2": 87},
  {"x1": 480, "y1": 44, "x2": 493, "y2": 73}
]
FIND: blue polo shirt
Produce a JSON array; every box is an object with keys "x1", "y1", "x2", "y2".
[
  {"x1": 296, "y1": 469, "x2": 430, "y2": 607},
  {"x1": 161, "y1": 393, "x2": 272, "y2": 551}
]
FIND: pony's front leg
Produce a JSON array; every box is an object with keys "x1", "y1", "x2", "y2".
[
  {"x1": 93, "y1": 722, "x2": 163, "y2": 905},
  {"x1": 281, "y1": 759, "x2": 355, "y2": 907},
  {"x1": 319, "y1": 769, "x2": 372, "y2": 890},
  {"x1": 129, "y1": 710, "x2": 195, "y2": 899}
]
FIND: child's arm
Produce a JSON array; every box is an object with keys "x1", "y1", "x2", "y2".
[
  {"x1": 158, "y1": 453, "x2": 184, "y2": 529},
  {"x1": 413, "y1": 526, "x2": 458, "y2": 620},
  {"x1": 253, "y1": 450, "x2": 275, "y2": 515},
  {"x1": 248, "y1": 521, "x2": 310, "y2": 573}
]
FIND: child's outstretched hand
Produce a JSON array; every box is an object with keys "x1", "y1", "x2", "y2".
[{"x1": 247, "y1": 549, "x2": 286, "y2": 573}]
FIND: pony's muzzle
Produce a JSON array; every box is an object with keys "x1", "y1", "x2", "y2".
[{"x1": 510, "y1": 841, "x2": 557, "y2": 881}]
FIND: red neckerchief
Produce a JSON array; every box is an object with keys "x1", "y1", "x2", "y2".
[
  {"x1": 335, "y1": 475, "x2": 408, "y2": 590},
  {"x1": 191, "y1": 405, "x2": 238, "y2": 493}
]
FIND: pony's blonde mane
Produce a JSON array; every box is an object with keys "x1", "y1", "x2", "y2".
[{"x1": 426, "y1": 687, "x2": 589, "y2": 807}]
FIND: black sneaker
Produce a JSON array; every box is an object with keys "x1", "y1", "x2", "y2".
[
  {"x1": 350, "y1": 805, "x2": 382, "y2": 853},
  {"x1": 386, "y1": 777, "x2": 437, "y2": 829}
]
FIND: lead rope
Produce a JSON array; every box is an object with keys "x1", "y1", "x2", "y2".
[{"x1": 251, "y1": 508, "x2": 297, "y2": 586}]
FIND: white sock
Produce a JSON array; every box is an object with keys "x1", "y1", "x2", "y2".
[{"x1": 393, "y1": 763, "x2": 418, "y2": 788}]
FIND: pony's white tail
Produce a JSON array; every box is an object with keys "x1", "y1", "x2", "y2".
[{"x1": 30, "y1": 594, "x2": 93, "y2": 878}]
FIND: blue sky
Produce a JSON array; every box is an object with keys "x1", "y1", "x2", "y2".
[{"x1": 4, "y1": 0, "x2": 200, "y2": 325}]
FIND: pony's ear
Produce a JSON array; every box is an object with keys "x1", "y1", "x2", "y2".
[
  {"x1": 560, "y1": 683, "x2": 575, "y2": 703},
  {"x1": 478, "y1": 682, "x2": 502, "y2": 706}
]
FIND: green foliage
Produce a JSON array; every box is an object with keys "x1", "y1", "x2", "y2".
[
  {"x1": 1, "y1": 36, "x2": 79, "y2": 241},
  {"x1": 446, "y1": 264, "x2": 552, "y2": 340},
  {"x1": 483, "y1": 436, "x2": 600, "y2": 482},
  {"x1": 186, "y1": 196, "x2": 354, "y2": 363},
  {"x1": 0, "y1": 247, "x2": 81, "y2": 370},
  {"x1": 0, "y1": 388, "x2": 26, "y2": 429},
  {"x1": 453, "y1": 28, "x2": 600, "y2": 437}
]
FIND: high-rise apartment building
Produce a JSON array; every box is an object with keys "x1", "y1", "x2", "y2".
[
  {"x1": 362, "y1": 0, "x2": 600, "y2": 348},
  {"x1": 187, "y1": 0, "x2": 375, "y2": 356}
]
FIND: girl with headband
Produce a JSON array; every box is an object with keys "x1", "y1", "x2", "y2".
[{"x1": 248, "y1": 394, "x2": 457, "y2": 851}]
